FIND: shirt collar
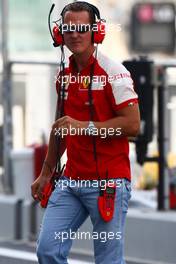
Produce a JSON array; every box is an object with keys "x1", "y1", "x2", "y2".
[{"x1": 69, "y1": 49, "x2": 97, "y2": 74}]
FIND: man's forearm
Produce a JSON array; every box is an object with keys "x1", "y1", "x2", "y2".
[
  {"x1": 41, "y1": 130, "x2": 66, "y2": 177},
  {"x1": 93, "y1": 116, "x2": 140, "y2": 137},
  {"x1": 52, "y1": 112, "x2": 140, "y2": 139}
]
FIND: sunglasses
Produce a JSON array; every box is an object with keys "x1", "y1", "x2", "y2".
[{"x1": 61, "y1": 24, "x2": 91, "y2": 34}]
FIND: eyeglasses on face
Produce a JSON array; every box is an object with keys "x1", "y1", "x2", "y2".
[{"x1": 61, "y1": 24, "x2": 91, "y2": 34}]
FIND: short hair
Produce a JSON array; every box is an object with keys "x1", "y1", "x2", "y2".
[{"x1": 61, "y1": 2, "x2": 96, "y2": 25}]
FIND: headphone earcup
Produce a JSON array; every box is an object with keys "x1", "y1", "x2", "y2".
[
  {"x1": 93, "y1": 21, "x2": 105, "y2": 44},
  {"x1": 53, "y1": 25, "x2": 64, "y2": 46}
]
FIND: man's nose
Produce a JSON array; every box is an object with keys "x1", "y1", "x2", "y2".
[{"x1": 70, "y1": 31, "x2": 79, "y2": 38}]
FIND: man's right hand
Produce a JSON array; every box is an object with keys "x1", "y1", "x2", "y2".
[{"x1": 31, "y1": 174, "x2": 51, "y2": 202}]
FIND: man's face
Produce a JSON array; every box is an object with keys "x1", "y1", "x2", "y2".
[{"x1": 63, "y1": 11, "x2": 93, "y2": 55}]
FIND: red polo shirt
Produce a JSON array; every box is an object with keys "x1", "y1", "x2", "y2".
[{"x1": 56, "y1": 51, "x2": 138, "y2": 181}]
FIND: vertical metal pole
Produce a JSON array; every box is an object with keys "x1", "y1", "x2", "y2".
[
  {"x1": 1, "y1": 0, "x2": 13, "y2": 193},
  {"x1": 157, "y1": 67, "x2": 169, "y2": 210}
]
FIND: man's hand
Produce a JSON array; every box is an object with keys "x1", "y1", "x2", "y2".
[
  {"x1": 52, "y1": 116, "x2": 88, "y2": 137},
  {"x1": 31, "y1": 174, "x2": 51, "y2": 202}
]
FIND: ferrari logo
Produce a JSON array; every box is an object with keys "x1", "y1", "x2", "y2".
[{"x1": 82, "y1": 77, "x2": 90, "y2": 89}]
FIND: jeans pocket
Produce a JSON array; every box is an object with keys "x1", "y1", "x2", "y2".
[
  {"x1": 122, "y1": 179, "x2": 131, "y2": 213},
  {"x1": 47, "y1": 188, "x2": 58, "y2": 205},
  {"x1": 125, "y1": 180, "x2": 131, "y2": 195}
]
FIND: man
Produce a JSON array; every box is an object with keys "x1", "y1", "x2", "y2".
[{"x1": 31, "y1": 1, "x2": 140, "y2": 264}]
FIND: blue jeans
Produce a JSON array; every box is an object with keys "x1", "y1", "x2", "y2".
[{"x1": 36, "y1": 176, "x2": 131, "y2": 264}]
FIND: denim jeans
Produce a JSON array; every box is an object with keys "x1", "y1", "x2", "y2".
[{"x1": 36, "y1": 175, "x2": 131, "y2": 264}]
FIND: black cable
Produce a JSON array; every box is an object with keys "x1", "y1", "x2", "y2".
[
  {"x1": 48, "y1": 4, "x2": 56, "y2": 43},
  {"x1": 88, "y1": 46, "x2": 100, "y2": 181},
  {"x1": 60, "y1": 46, "x2": 66, "y2": 117},
  {"x1": 55, "y1": 45, "x2": 65, "y2": 175}
]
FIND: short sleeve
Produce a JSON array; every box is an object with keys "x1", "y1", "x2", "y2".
[{"x1": 107, "y1": 63, "x2": 138, "y2": 111}]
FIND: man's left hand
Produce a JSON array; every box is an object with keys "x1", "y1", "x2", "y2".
[{"x1": 52, "y1": 115, "x2": 88, "y2": 137}]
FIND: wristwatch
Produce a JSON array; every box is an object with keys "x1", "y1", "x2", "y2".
[{"x1": 86, "y1": 121, "x2": 97, "y2": 135}]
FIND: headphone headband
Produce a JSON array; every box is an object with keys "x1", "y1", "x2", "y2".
[{"x1": 60, "y1": 1, "x2": 101, "y2": 21}]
